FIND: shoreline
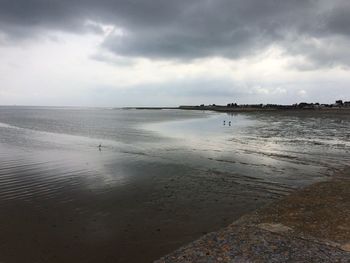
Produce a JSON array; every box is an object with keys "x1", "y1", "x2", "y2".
[
  {"x1": 155, "y1": 170, "x2": 350, "y2": 262},
  {"x1": 123, "y1": 106, "x2": 350, "y2": 114}
]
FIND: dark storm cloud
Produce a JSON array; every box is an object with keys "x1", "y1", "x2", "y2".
[
  {"x1": 325, "y1": 2, "x2": 350, "y2": 36},
  {"x1": 0, "y1": 0, "x2": 350, "y2": 66}
]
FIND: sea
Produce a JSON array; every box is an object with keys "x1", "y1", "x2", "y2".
[{"x1": 0, "y1": 106, "x2": 349, "y2": 262}]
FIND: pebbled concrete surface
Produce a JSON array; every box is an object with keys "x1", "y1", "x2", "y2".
[{"x1": 155, "y1": 173, "x2": 350, "y2": 262}]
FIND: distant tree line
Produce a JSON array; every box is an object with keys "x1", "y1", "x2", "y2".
[{"x1": 198, "y1": 100, "x2": 350, "y2": 109}]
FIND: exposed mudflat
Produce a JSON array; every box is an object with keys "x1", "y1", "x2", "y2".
[{"x1": 0, "y1": 107, "x2": 349, "y2": 262}]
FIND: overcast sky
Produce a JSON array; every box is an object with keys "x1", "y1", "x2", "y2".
[{"x1": 0, "y1": 0, "x2": 349, "y2": 107}]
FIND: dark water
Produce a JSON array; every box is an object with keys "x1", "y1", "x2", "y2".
[{"x1": 0, "y1": 107, "x2": 349, "y2": 263}]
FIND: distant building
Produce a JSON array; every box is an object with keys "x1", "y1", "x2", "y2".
[
  {"x1": 335, "y1": 100, "x2": 343, "y2": 107},
  {"x1": 297, "y1": 102, "x2": 314, "y2": 109}
]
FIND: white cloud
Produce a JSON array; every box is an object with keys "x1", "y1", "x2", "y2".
[
  {"x1": 0, "y1": 30, "x2": 350, "y2": 106},
  {"x1": 297, "y1": 89, "x2": 307, "y2": 98}
]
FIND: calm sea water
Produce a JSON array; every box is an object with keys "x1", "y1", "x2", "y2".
[{"x1": 0, "y1": 107, "x2": 349, "y2": 262}]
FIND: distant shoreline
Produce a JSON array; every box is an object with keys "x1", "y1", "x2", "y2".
[
  {"x1": 121, "y1": 107, "x2": 179, "y2": 110},
  {"x1": 123, "y1": 105, "x2": 350, "y2": 113},
  {"x1": 179, "y1": 105, "x2": 350, "y2": 113}
]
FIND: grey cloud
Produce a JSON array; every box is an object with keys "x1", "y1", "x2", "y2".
[
  {"x1": 122, "y1": 77, "x2": 245, "y2": 98},
  {"x1": 281, "y1": 34, "x2": 350, "y2": 70},
  {"x1": 0, "y1": 0, "x2": 350, "y2": 67},
  {"x1": 83, "y1": 77, "x2": 346, "y2": 107},
  {"x1": 86, "y1": 77, "x2": 248, "y2": 107},
  {"x1": 325, "y1": 2, "x2": 350, "y2": 36},
  {"x1": 101, "y1": 0, "x2": 313, "y2": 60}
]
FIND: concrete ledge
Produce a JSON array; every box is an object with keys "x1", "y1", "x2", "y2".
[{"x1": 155, "y1": 172, "x2": 350, "y2": 262}]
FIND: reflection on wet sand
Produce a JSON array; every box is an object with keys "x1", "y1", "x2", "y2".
[{"x1": 0, "y1": 108, "x2": 349, "y2": 262}]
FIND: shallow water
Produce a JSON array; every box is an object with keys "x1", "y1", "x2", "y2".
[{"x1": 0, "y1": 107, "x2": 349, "y2": 262}]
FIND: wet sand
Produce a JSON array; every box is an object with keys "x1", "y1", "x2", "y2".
[
  {"x1": 0, "y1": 148, "x2": 286, "y2": 263},
  {"x1": 0, "y1": 108, "x2": 349, "y2": 262}
]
